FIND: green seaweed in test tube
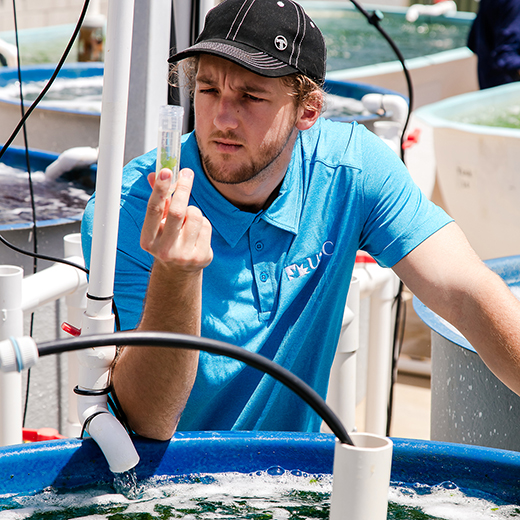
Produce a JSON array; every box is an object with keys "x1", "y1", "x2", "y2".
[{"x1": 156, "y1": 104, "x2": 184, "y2": 195}]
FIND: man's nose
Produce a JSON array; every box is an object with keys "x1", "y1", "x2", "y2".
[{"x1": 213, "y1": 97, "x2": 240, "y2": 131}]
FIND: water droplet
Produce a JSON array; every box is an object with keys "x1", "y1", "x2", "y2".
[{"x1": 113, "y1": 468, "x2": 143, "y2": 500}]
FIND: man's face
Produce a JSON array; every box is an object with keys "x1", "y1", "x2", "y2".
[{"x1": 194, "y1": 54, "x2": 300, "y2": 187}]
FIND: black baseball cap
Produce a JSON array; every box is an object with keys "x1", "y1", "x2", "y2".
[{"x1": 168, "y1": 0, "x2": 326, "y2": 85}]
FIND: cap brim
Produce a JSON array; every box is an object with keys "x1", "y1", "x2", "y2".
[{"x1": 168, "y1": 40, "x2": 299, "y2": 78}]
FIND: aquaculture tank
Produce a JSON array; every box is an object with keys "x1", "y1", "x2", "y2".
[
  {"x1": 1, "y1": 432, "x2": 520, "y2": 518},
  {"x1": 415, "y1": 82, "x2": 520, "y2": 260},
  {"x1": 415, "y1": 255, "x2": 520, "y2": 453},
  {"x1": 303, "y1": 1, "x2": 477, "y2": 106},
  {"x1": 0, "y1": 63, "x2": 102, "y2": 153},
  {"x1": 0, "y1": 145, "x2": 94, "y2": 272}
]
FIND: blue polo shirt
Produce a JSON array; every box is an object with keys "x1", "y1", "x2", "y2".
[{"x1": 81, "y1": 117, "x2": 451, "y2": 433}]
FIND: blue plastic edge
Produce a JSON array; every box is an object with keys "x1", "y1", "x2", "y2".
[
  {"x1": 1, "y1": 432, "x2": 520, "y2": 504},
  {"x1": 0, "y1": 63, "x2": 104, "y2": 116},
  {"x1": 414, "y1": 255, "x2": 520, "y2": 353}
]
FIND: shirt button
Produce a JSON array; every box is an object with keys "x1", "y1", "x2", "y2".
[
  {"x1": 255, "y1": 241, "x2": 264, "y2": 251},
  {"x1": 260, "y1": 272, "x2": 268, "y2": 282}
]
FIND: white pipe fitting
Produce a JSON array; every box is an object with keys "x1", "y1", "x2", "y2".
[
  {"x1": 0, "y1": 336, "x2": 39, "y2": 373},
  {"x1": 405, "y1": 1, "x2": 457, "y2": 23},
  {"x1": 87, "y1": 412, "x2": 140, "y2": 473},
  {"x1": 0, "y1": 266, "x2": 24, "y2": 446},
  {"x1": 362, "y1": 94, "x2": 409, "y2": 125},
  {"x1": 76, "y1": 345, "x2": 140, "y2": 473},
  {"x1": 330, "y1": 433, "x2": 393, "y2": 520}
]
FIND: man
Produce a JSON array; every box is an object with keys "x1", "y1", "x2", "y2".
[
  {"x1": 82, "y1": 0, "x2": 520, "y2": 441},
  {"x1": 467, "y1": 0, "x2": 520, "y2": 89}
]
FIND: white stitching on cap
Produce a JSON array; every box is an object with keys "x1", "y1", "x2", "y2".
[
  {"x1": 201, "y1": 42, "x2": 290, "y2": 70},
  {"x1": 228, "y1": 0, "x2": 256, "y2": 41},
  {"x1": 292, "y1": 1, "x2": 306, "y2": 68}
]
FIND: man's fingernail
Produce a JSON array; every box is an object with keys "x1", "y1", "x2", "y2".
[
  {"x1": 181, "y1": 169, "x2": 193, "y2": 179},
  {"x1": 160, "y1": 169, "x2": 171, "y2": 181}
]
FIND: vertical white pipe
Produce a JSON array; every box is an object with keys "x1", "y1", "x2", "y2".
[
  {"x1": 199, "y1": 0, "x2": 217, "y2": 33},
  {"x1": 78, "y1": 0, "x2": 140, "y2": 473},
  {"x1": 326, "y1": 275, "x2": 360, "y2": 433},
  {"x1": 330, "y1": 433, "x2": 393, "y2": 520},
  {"x1": 365, "y1": 268, "x2": 398, "y2": 435},
  {"x1": 85, "y1": 0, "x2": 135, "y2": 328},
  {"x1": 0, "y1": 266, "x2": 24, "y2": 446},
  {"x1": 64, "y1": 234, "x2": 87, "y2": 438},
  {"x1": 173, "y1": 0, "x2": 193, "y2": 133},
  {"x1": 124, "y1": 0, "x2": 171, "y2": 164}
]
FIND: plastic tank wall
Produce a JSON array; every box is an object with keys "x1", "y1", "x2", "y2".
[
  {"x1": 415, "y1": 83, "x2": 520, "y2": 260},
  {"x1": 415, "y1": 256, "x2": 520, "y2": 451}
]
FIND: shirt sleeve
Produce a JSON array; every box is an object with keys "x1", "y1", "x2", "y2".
[{"x1": 356, "y1": 126, "x2": 453, "y2": 268}]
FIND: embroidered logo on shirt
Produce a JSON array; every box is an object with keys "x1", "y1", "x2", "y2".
[{"x1": 284, "y1": 241, "x2": 335, "y2": 281}]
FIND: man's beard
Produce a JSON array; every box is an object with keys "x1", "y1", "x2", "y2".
[{"x1": 198, "y1": 126, "x2": 296, "y2": 186}]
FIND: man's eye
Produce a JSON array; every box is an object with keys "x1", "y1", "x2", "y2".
[{"x1": 245, "y1": 94, "x2": 263, "y2": 102}]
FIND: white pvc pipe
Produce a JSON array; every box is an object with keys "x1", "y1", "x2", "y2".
[
  {"x1": 0, "y1": 38, "x2": 18, "y2": 68},
  {"x1": 364, "y1": 267, "x2": 398, "y2": 435},
  {"x1": 63, "y1": 234, "x2": 87, "y2": 438},
  {"x1": 330, "y1": 433, "x2": 393, "y2": 520},
  {"x1": 0, "y1": 266, "x2": 24, "y2": 446},
  {"x1": 78, "y1": 0, "x2": 140, "y2": 473},
  {"x1": 362, "y1": 94, "x2": 409, "y2": 125},
  {"x1": 21, "y1": 258, "x2": 87, "y2": 314},
  {"x1": 406, "y1": 1, "x2": 457, "y2": 23},
  {"x1": 326, "y1": 275, "x2": 360, "y2": 433},
  {"x1": 85, "y1": 0, "x2": 135, "y2": 323}
]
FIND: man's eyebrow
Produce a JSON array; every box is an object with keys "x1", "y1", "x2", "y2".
[{"x1": 196, "y1": 75, "x2": 273, "y2": 95}]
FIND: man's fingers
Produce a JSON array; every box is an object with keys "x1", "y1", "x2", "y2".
[
  {"x1": 141, "y1": 169, "x2": 174, "y2": 251},
  {"x1": 162, "y1": 168, "x2": 195, "y2": 234}
]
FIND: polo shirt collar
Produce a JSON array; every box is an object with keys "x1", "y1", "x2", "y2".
[{"x1": 188, "y1": 132, "x2": 303, "y2": 248}]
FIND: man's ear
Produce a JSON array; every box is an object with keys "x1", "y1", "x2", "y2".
[{"x1": 295, "y1": 91, "x2": 323, "y2": 131}]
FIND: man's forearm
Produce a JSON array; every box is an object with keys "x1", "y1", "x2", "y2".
[{"x1": 111, "y1": 262, "x2": 202, "y2": 440}]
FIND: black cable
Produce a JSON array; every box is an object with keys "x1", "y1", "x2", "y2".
[
  {"x1": 37, "y1": 331, "x2": 354, "y2": 446},
  {"x1": 349, "y1": 0, "x2": 414, "y2": 162},
  {"x1": 0, "y1": 0, "x2": 92, "y2": 282},
  {"x1": 12, "y1": 0, "x2": 39, "y2": 428},
  {"x1": 386, "y1": 280, "x2": 407, "y2": 436},
  {"x1": 0, "y1": 233, "x2": 88, "y2": 273},
  {"x1": 0, "y1": 0, "x2": 91, "y2": 162},
  {"x1": 349, "y1": 0, "x2": 413, "y2": 433}
]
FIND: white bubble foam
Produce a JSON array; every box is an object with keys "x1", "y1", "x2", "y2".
[{"x1": 2, "y1": 473, "x2": 519, "y2": 520}]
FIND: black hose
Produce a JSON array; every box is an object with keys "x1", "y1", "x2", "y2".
[
  {"x1": 349, "y1": 0, "x2": 414, "y2": 162},
  {"x1": 349, "y1": 0, "x2": 413, "y2": 432},
  {"x1": 0, "y1": 0, "x2": 92, "y2": 274},
  {"x1": 0, "y1": 0, "x2": 91, "y2": 161},
  {"x1": 37, "y1": 331, "x2": 354, "y2": 446}
]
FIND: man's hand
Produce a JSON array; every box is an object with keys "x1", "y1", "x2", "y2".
[
  {"x1": 141, "y1": 167, "x2": 213, "y2": 272},
  {"x1": 112, "y1": 167, "x2": 212, "y2": 440}
]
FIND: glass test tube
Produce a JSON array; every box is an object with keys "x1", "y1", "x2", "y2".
[{"x1": 156, "y1": 104, "x2": 184, "y2": 194}]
